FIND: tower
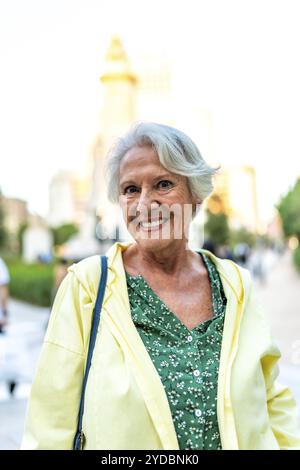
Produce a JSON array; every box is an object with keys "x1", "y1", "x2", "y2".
[
  {"x1": 99, "y1": 35, "x2": 137, "y2": 141},
  {"x1": 89, "y1": 36, "x2": 138, "y2": 247}
]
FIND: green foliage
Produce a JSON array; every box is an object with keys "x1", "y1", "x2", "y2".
[
  {"x1": 51, "y1": 223, "x2": 78, "y2": 247},
  {"x1": 293, "y1": 246, "x2": 300, "y2": 273},
  {"x1": 17, "y1": 222, "x2": 28, "y2": 256},
  {"x1": 277, "y1": 179, "x2": 300, "y2": 240},
  {"x1": 204, "y1": 210, "x2": 230, "y2": 246},
  {"x1": 230, "y1": 227, "x2": 257, "y2": 248},
  {"x1": 0, "y1": 189, "x2": 8, "y2": 250},
  {"x1": 5, "y1": 258, "x2": 54, "y2": 307}
]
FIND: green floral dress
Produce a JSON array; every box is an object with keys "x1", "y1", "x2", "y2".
[{"x1": 125, "y1": 252, "x2": 227, "y2": 450}]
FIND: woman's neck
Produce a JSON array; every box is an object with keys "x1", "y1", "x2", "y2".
[{"x1": 123, "y1": 240, "x2": 199, "y2": 278}]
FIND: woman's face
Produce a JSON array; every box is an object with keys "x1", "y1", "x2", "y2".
[{"x1": 119, "y1": 145, "x2": 199, "y2": 251}]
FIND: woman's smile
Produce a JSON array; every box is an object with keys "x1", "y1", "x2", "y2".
[{"x1": 138, "y1": 217, "x2": 169, "y2": 232}]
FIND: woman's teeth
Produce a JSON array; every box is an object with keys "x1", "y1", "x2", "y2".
[{"x1": 140, "y1": 218, "x2": 167, "y2": 228}]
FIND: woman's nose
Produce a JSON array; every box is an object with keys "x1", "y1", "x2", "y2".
[{"x1": 136, "y1": 189, "x2": 159, "y2": 216}]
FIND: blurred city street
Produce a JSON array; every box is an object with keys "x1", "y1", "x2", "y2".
[
  {"x1": 0, "y1": 250, "x2": 299, "y2": 450},
  {"x1": 255, "y1": 251, "x2": 300, "y2": 408},
  {"x1": 0, "y1": 300, "x2": 49, "y2": 449}
]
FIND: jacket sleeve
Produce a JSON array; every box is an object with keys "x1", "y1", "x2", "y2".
[
  {"x1": 20, "y1": 268, "x2": 95, "y2": 450},
  {"x1": 264, "y1": 366, "x2": 300, "y2": 450},
  {"x1": 249, "y1": 286, "x2": 300, "y2": 450}
]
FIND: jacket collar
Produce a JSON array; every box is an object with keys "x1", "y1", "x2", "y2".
[{"x1": 105, "y1": 241, "x2": 246, "y2": 305}]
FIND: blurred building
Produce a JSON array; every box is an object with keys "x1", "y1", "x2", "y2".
[
  {"x1": 0, "y1": 196, "x2": 29, "y2": 253},
  {"x1": 134, "y1": 52, "x2": 174, "y2": 124},
  {"x1": 23, "y1": 214, "x2": 53, "y2": 263},
  {"x1": 2, "y1": 197, "x2": 29, "y2": 233},
  {"x1": 48, "y1": 171, "x2": 89, "y2": 228},
  {"x1": 207, "y1": 165, "x2": 261, "y2": 233}
]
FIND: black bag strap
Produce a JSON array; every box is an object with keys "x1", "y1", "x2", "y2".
[{"x1": 73, "y1": 255, "x2": 108, "y2": 450}]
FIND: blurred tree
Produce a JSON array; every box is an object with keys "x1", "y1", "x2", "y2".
[
  {"x1": 230, "y1": 227, "x2": 257, "y2": 248},
  {"x1": 0, "y1": 189, "x2": 8, "y2": 250},
  {"x1": 51, "y1": 223, "x2": 78, "y2": 247},
  {"x1": 204, "y1": 209, "x2": 230, "y2": 246},
  {"x1": 17, "y1": 222, "x2": 28, "y2": 256},
  {"x1": 206, "y1": 193, "x2": 227, "y2": 214},
  {"x1": 293, "y1": 246, "x2": 300, "y2": 272},
  {"x1": 277, "y1": 179, "x2": 300, "y2": 241}
]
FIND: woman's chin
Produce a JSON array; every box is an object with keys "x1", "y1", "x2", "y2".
[
  {"x1": 133, "y1": 231, "x2": 175, "y2": 250},
  {"x1": 128, "y1": 220, "x2": 186, "y2": 250}
]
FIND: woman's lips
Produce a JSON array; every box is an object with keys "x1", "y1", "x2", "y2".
[{"x1": 138, "y1": 217, "x2": 169, "y2": 232}]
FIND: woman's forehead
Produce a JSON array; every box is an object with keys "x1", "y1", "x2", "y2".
[
  {"x1": 121, "y1": 145, "x2": 160, "y2": 167},
  {"x1": 119, "y1": 145, "x2": 186, "y2": 185}
]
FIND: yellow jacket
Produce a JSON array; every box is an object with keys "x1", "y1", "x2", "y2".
[{"x1": 21, "y1": 241, "x2": 300, "y2": 450}]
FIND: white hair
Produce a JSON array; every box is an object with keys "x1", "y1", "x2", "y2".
[{"x1": 105, "y1": 121, "x2": 218, "y2": 204}]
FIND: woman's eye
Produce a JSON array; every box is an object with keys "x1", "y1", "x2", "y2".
[
  {"x1": 124, "y1": 185, "x2": 138, "y2": 194},
  {"x1": 157, "y1": 180, "x2": 173, "y2": 189}
]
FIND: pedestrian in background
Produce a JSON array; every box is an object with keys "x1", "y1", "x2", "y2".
[{"x1": 51, "y1": 258, "x2": 70, "y2": 304}]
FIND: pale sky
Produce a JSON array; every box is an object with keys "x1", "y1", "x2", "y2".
[{"x1": 1, "y1": 0, "x2": 300, "y2": 222}]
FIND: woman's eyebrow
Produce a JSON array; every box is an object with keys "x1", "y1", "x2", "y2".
[{"x1": 120, "y1": 179, "x2": 137, "y2": 188}]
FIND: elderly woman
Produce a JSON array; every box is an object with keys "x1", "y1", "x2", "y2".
[{"x1": 21, "y1": 122, "x2": 300, "y2": 450}]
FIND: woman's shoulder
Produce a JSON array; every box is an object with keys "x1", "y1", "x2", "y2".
[
  {"x1": 200, "y1": 248, "x2": 253, "y2": 302},
  {"x1": 67, "y1": 255, "x2": 102, "y2": 299},
  {"x1": 200, "y1": 249, "x2": 251, "y2": 281}
]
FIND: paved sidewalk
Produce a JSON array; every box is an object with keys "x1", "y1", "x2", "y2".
[
  {"x1": 0, "y1": 300, "x2": 49, "y2": 449},
  {"x1": 254, "y1": 251, "x2": 300, "y2": 407}
]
